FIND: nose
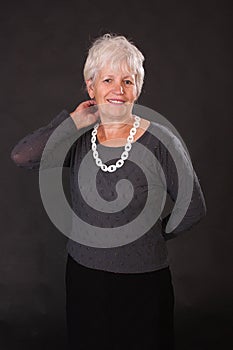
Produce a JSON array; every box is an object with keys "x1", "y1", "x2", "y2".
[{"x1": 113, "y1": 81, "x2": 124, "y2": 94}]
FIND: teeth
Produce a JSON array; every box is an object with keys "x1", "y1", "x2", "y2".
[{"x1": 108, "y1": 99, "x2": 124, "y2": 104}]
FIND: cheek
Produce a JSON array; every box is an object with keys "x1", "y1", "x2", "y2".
[
  {"x1": 95, "y1": 84, "x2": 108, "y2": 96},
  {"x1": 131, "y1": 87, "x2": 138, "y2": 99}
]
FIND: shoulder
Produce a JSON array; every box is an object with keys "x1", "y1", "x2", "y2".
[
  {"x1": 148, "y1": 121, "x2": 185, "y2": 148},
  {"x1": 149, "y1": 120, "x2": 175, "y2": 139},
  {"x1": 145, "y1": 121, "x2": 190, "y2": 166}
]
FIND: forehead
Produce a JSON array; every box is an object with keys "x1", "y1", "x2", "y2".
[{"x1": 97, "y1": 61, "x2": 135, "y2": 78}]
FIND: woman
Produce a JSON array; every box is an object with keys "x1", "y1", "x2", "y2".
[{"x1": 11, "y1": 33, "x2": 207, "y2": 349}]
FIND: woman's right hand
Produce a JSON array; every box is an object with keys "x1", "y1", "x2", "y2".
[{"x1": 70, "y1": 100, "x2": 100, "y2": 130}]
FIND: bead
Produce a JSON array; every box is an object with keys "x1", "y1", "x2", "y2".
[
  {"x1": 127, "y1": 135, "x2": 134, "y2": 143},
  {"x1": 121, "y1": 150, "x2": 129, "y2": 160},
  {"x1": 92, "y1": 143, "x2": 97, "y2": 151},
  {"x1": 108, "y1": 164, "x2": 117, "y2": 172},
  {"x1": 101, "y1": 164, "x2": 108, "y2": 171},
  {"x1": 93, "y1": 150, "x2": 99, "y2": 159},
  {"x1": 130, "y1": 127, "x2": 137, "y2": 136},
  {"x1": 96, "y1": 158, "x2": 102, "y2": 166},
  {"x1": 116, "y1": 159, "x2": 124, "y2": 168},
  {"x1": 91, "y1": 115, "x2": 141, "y2": 173},
  {"x1": 125, "y1": 143, "x2": 132, "y2": 152}
]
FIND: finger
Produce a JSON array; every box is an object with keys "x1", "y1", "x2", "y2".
[
  {"x1": 86, "y1": 99, "x2": 97, "y2": 106},
  {"x1": 76, "y1": 100, "x2": 97, "y2": 113}
]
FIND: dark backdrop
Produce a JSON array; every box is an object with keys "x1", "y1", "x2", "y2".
[{"x1": 2, "y1": 0, "x2": 232, "y2": 349}]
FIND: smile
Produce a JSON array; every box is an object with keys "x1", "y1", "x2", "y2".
[{"x1": 107, "y1": 99, "x2": 125, "y2": 104}]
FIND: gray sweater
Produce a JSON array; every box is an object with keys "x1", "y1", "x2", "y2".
[{"x1": 11, "y1": 109, "x2": 207, "y2": 273}]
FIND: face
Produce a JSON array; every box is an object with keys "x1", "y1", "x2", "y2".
[{"x1": 86, "y1": 62, "x2": 138, "y2": 122}]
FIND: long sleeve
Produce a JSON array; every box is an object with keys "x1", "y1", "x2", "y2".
[
  {"x1": 158, "y1": 132, "x2": 207, "y2": 241},
  {"x1": 10, "y1": 109, "x2": 77, "y2": 170}
]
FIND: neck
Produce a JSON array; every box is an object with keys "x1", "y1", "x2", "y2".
[{"x1": 98, "y1": 114, "x2": 135, "y2": 141}]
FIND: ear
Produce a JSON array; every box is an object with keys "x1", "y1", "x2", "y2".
[{"x1": 86, "y1": 79, "x2": 95, "y2": 99}]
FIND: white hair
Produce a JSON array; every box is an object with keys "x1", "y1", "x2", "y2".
[{"x1": 83, "y1": 33, "x2": 145, "y2": 98}]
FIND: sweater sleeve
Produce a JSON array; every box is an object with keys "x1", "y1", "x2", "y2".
[
  {"x1": 10, "y1": 109, "x2": 78, "y2": 170},
  {"x1": 158, "y1": 133, "x2": 207, "y2": 241}
]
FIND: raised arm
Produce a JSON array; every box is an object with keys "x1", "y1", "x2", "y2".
[
  {"x1": 158, "y1": 132, "x2": 207, "y2": 241},
  {"x1": 10, "y1": 101, "x2": 99, "y2": 170},
  {"x1": 10, "y1": 110, "x2": 76, "y2": 170}
]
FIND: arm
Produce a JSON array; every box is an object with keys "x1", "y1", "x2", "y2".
[
  {"x1": 10, "y1": 109, "x2": 76, "y2": 170},
  {"x1": 158, "y1": 133, "x2": 207, "y2": 241},
  {"x1": 10, "y1": 101, "x2": 99, "y2": 171}
]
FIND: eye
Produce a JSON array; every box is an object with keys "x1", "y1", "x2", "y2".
[
  {"x1": 124, "y1": 80, "x2": 133, "y2": 85},
  {"x1": 103, "y1": 78, "x2": 112, "y2": 83}
]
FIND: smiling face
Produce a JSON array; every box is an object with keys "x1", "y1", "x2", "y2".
[{"x1": 86, "y1": 62, "x2": 138, "y2": 122}]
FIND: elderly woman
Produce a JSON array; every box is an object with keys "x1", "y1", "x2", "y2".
[{"x1": 11, "y1": 33, "x2": 207, "y2": 350}]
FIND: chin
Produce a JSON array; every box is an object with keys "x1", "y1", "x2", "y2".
[{"x1": 98, "y1": 102, "x2": 132, "y2": 121}]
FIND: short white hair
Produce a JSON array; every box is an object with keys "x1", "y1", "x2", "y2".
[{"x1": 83, "y1": 33, "x2": 145, "y2": 98}]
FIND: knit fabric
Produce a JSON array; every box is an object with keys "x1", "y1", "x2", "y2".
[{"x1": 11, "y1": 109, "x2": 207, "y2": 273}]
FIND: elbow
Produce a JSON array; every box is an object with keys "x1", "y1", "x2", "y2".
[
  {"x1": 10, "y1": 149, "x2": 31, "y2": 168},
  {"x1": 199, "y1": 194, "x2": 207, "y2": 220},
  {"x1": 10, "y1": 149, "x2": 21, "y2": 166},
  {"x1": 192, "y1": 200, "x2": 207, "y2": 225},
  {"x1": 192, "y1": 201, "x2": 207, "y2": 227},
  {"x1": 202, "y1": 201, "x2": 207, "y2": 218},
  {"x1": 200, "y1": 201, "x2": 207, "y2": 220}
]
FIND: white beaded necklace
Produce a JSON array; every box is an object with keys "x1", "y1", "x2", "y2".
[{"x1": 91, "y1": 115, "x2": 141, "y2": 172}]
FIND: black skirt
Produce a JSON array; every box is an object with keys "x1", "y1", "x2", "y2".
[{"x1": 65, "y1": 253, "x2": 175, "y2": 350}]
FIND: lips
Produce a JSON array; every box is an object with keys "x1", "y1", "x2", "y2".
[{"x1": 107, "y1": 99, "x2": 126, "y2": 104}]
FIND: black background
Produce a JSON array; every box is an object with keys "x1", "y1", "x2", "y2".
[{"x1": 2, "y1": 0, "x2": 233, "y2": 349}]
